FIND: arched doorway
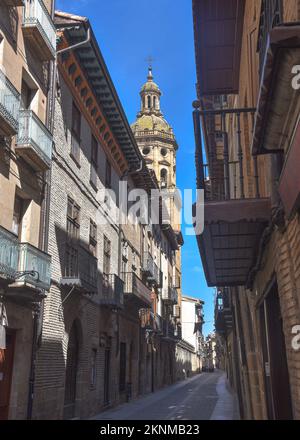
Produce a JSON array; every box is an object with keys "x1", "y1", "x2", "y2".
[{"x1": 63, "y1": 322, "x2": 79, "y2": 419}]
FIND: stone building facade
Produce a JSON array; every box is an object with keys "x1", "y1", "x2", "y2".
[
  {"x1": 0, "y1": 0, "x2": 56, "y2": 419},
  {"x1": 193, "y1": 0, "x2": 300, "y2": 420},
  {"x1": 0, "y1": 3, "x2": 190, "y2": 420},
  {"x1": 30, "y1": 11, "x2": 184, "y2": 419}
]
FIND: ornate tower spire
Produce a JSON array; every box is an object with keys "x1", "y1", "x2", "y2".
[{"x1": 139, "y1": 67, "x2": 162, "y2": 116}]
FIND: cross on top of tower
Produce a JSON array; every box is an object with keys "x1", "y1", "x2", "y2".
[
  {"x1": 145, "y1": 55, "x2": 154, "y2": 69},
  {"x1": 145, "y1": 56, "x2": 155, "y2": 80}
]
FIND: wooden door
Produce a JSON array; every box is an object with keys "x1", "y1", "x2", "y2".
[
  {"x1": 63, "y1": 323, "x2": 79, "y2": 419},
  {"x1": 260, "y1": 281, "x2": 293, "y2": 419},
  {"x1": 0, "y1": 331, "x2": 16, "y2": 420},
  {"x1": 104, "y1": 348, "x2": 110, "y2": 406},
  {"x1": 265, "y1": 282, "x2": 293, "y2": 419}
]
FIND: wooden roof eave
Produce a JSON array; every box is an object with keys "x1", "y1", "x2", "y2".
[{"x1": 192, "y1": 0, "x2": 245, "y2": 97}]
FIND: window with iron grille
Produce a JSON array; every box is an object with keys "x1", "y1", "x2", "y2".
[
  {"x1": 65, "y1": 198, "x2": 80, "y2": 277},
  {"x1": 89, "y1": 219, "x2": 97, "y2": 257},
  {"x1": 71, "y1": 102, "x2": 81, "y2": 163},
  {"x1": 90, "y1": 135, "x2": 98, "y2": 187}
]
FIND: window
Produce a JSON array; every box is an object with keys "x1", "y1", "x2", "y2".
[
  {"x1": 12, "y1": 195, "x2": 24, "y2": 239},
  {"x1": 71, "y1": 103, "x2": 81, "y2": 163},
  {"x1": 132, "y1": 251, "x2": 137, "y2": 272},
  {"x1": 65, "y1": 198, "x2": 80, "y2": 277},
  {"x1": 21, "y1": 80, "x2": 34, "y2": 110},
  {"x1": 160, "y1": 148, "x2": 167, "y2": 157},
  {"x1": 121, "y1": 257, "x2": 128, "y2": 279},
  {"x1": 89, "y1": 220, "x2": 97, "y2": 257},
  {"x1": 90, "y1": 348, "x2": 97, "y2": 388},
  {"x1": 103, "y1": 235, "x2": 111, "y2": 276},
  {"x1": 215, "y1": 131, "x2": 223, "y2": 142},
  {"x1": 90, "y1": 135, "x2": 98, "y2": 188},
  {"x1": 105, "y1": 159, "x2": 111, "y2": 189},
  {"x1": 119, "y1": 342, "x2": 126, "y2": 392},
  {"x1": 160, "y1": 168, "x2": 168, "y2": 189},
  {"x1": 142, "y1": 147, "x2": 150, "y2": 156}
]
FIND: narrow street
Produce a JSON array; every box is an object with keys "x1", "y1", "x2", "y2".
[{"x1": 92, "y1": 371, "x2": 240, "y2": 421}]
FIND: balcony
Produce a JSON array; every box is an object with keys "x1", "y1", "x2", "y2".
[
  {"x1": 61, "y1": 246, "x2": 98, "y2": 295},
  {"x1": 22, "y1": 0, "x2": 56, "y2": 61},
  {"x1": 162, "y1": 286, "x2": 178, "y2": 304},
  {"x1": 215, "y1": 288, "x2": 233, "y2": 334},
  {"x1": 142, "y1": 252, "x2": 160, "y2": 286},
  {"x1": 0, "y1": 225, "x2": 51, "y2": 301},
  {"x1": 162, "y1": 319, "x2": 178, "y2": 341},
  {"x1": 100, "y1": 273, "x2": 124, "y2": 309},
  {"x1": 2, "y1": 0, "x2": 24, "y2": 6},
  {"x1": 0, "y1": 69, "x2": 20, "y2": 137},
  {"x1": 257, "y1": 0, "x2": 283, "y2": 79},
  {"x1": 196, "y1": 304, "x2": 204, "y2": 322},
  {"x1": 140, "y1": 310, "x2": 165, "y2": 336},
  {"x1": 16, "y1": 110, "x2": 53, "y2": 171},
  {"x1": 15, "y1": 243, "x2": 51, "y2": 290},
  {"x1": 173, "y1": 304, "x2": 180, "y2": 319},
  {"x1": 123, "y1": 272, "x2": 152, "y2": 308},
  {"x1": 193, "y1": 106, "x2": 271, "y2": 288},
  {"x1": 0, "y1": 226, "x2": 19, "y2": 286}
]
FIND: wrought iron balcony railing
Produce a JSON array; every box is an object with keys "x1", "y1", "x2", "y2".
[
  {"x1": 62, "y1": 246, "x2": 98, "y2": 294},
  {"x1": 195, "y1": 107, "x2": 260, "y2": 202},
  {"x1": 215, "y1": 288, "x2": 233, "y2": 333},
  {"x1": 142, "y1": 252, "x2": 160, "y2": 285},
  {"x1": 0, "y1": 226, "x2": 51, "y2": 291},
  {"x1": 0, "y1": 226, "x2": 19, "y2": 282},
  {"x1": 140, "y1": 311, "x2": 166, "y2": 335},
  {"x1": 100, "y1": 273, "x2": 124, "y2": 308},
  {"x1": 16, "y1": 110, "x2": 53, "y2": 170},
  {"x1": 0, "y1": 69, "x2": 20, "y2": 136},
  {"x1": 162, "y1": 286, "x2": 178, "y2": 304},
  {"x1": 162, "y1": 319, "x2": 178, "y2": 340},
  {"x1": 123, "y1": 272, "x2": 152, "y2": 307},
  {"x1": 17, "y1": 243, "x2": 51, "y2": 290},
  {"x1": 258, "y1": 0, "x2": 283, "y2": 78},
  {"x1": 23, "y1": 0, "x2": 56, "y2": 60}
]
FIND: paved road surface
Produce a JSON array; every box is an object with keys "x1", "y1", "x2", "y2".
[{"x1": 91, "y1": 370, "x2": 240, "y2": 420}]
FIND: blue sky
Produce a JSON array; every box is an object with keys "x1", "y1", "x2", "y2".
[{"x1": 56, "y1": 0, "x2": 215, "y2": 335}]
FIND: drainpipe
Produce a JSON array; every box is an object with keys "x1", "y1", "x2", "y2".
[{"x1": 27, "y1": 303, "x2": 40, "y2": 420}]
